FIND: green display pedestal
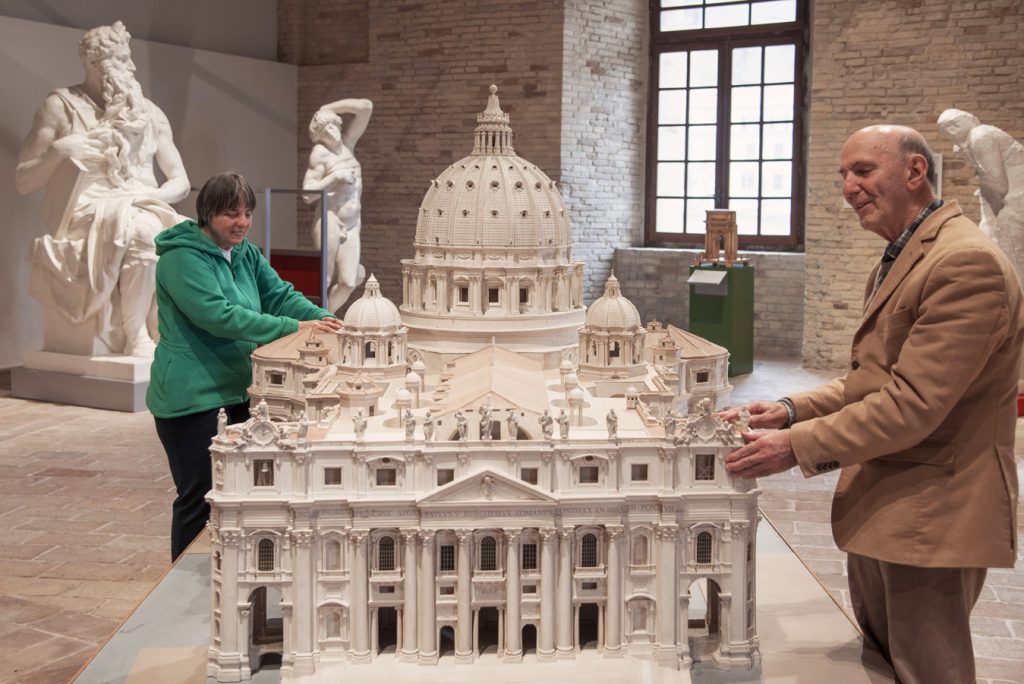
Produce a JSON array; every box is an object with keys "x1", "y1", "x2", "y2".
[{"x1": 688, "y1": 263, "x2": 754, "y2": 376}]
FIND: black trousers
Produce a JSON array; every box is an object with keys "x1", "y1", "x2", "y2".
[{"x1": 155, "y1": 401, "x2": 250, "y2": 561}]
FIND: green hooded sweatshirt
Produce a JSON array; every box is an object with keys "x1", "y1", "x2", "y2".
[{"x1": 146, "y1": 219, "x2": 332, "y2": 418}]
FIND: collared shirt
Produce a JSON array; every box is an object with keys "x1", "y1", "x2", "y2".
[{"x1": 871, "y1": 199, "x2": 944, "y2": 297}]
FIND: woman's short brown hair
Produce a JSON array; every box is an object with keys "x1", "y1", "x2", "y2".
[{"x1": 196, "y1": 171, "x2": 256, "y2": 227}]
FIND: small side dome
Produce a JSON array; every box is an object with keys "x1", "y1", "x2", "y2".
[
  {"x1": 343, "y1": 274, "x2": 402, "y2": 331},
  {"x1": 585, "y1": 273, "x2": 641, "y2": 331}
]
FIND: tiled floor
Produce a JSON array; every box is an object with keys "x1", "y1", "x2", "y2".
[{"x1": 0, "y1": 359, "x2": 1021, "y2": 683}]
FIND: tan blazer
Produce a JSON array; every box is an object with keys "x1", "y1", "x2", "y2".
[{"x1": 790, "y1": 201, "x2": 1023, "y2": 568}]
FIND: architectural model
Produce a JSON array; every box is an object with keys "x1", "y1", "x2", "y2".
[
  {"x1": 206, "y1": 86, "x2": 760, "y2": 682},
  {"x1": 694, "y1": 209, "x2": 747, "y2": 266}
]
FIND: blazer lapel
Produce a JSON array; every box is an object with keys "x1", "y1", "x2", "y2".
[{"x1": 856, "y1": 201, "x2": 964, "y2": 332}]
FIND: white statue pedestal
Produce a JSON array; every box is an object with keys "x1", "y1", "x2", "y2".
[{"x1": 12, "y1": 350, "x2": 150, "y2": 412}]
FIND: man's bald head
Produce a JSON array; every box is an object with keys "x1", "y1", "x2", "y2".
[
  {"x1": 852, "y1": 125, "x2": 937, "y2": 190},
  {"x1": 839, "y1": 125, "x2": 938, "y2": 240}
]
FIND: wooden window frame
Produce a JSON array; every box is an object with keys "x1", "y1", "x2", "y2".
[{"x1": 645, "y1": 0, "x2": 808, "y2": 248}]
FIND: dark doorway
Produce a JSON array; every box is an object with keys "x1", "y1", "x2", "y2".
[
  {"x1": 257, "y1": 653, "x2": 281, "y2": 669},
  {"x1": 439, "y1": 626, "x2": 456, "y2": 658},
  {"x1": 521, "y1": 624, "x2": 537, "y2": 655},
  {"x1": 377, "y1": 606, "x2": 397, "y2": 654},
  {"x1": 579, "y1": 603, "x2": 599, "y2": 650},
  {"x1": 249, "y1": 586, "x2": 283, "y2": 645},
  {"x1": 478, "y1": 607, "x2": 500, "y2": 654}
]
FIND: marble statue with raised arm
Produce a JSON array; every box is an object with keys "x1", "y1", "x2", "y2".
[
  {"x1": 938, "y1": 109, "x2": 1024, "y2": 276},
  {"x1": 303, "y1": 98, "x2": 373, "y2": 313},
  {"x1": 15, "y1": 21, "x2": 189, "y2": 358}
]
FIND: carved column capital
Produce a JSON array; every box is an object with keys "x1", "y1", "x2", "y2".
[
  {"x1": 220, "y1": 529, "x2": 242, "y2": 547},
  {"x1": 418, "y1": 529, "x2": 436, "y2": 544},
  {"x1": 539, "y1": 526, "x2": 558, "y2": 542},
  {"x1": 291, "y1": 529, "x2": 314, "y2": 547},
  {"x1": 605, "y1": 524, "x2": 624, "y2": 541},
  {"x1": 401, "y1": 529, "x2": 420, "y2": 544},
  {"x1": 655, "y1": 524, "x2": 679, "y2": 541},
  {"x1": 503, "y1": 528, "x2": 522, "y2": 544},
  {"x1": 456, "y1": 529, "x2": 473, "y2": 545},
  {"x1": 559, "y1": 526, "x2": 574, "y2": 540},
  {"x1": 350, "y1": 530, "x2": 369, "y2": 545}
]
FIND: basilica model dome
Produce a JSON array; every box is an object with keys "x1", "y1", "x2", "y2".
[
  {"x1": 584, "y1": 273, "x2": 641, "y2": 332},
  {"x1": 413, "y1": 87, "x2": 571, "y2": 251},
  {"x1": 578, "y1": 273, "x2": 646, "y2": 379},
  {"x1": 400, "y1": 85, "x2": 586, "y2": 361},
  {"x1": 343, "y1": 274, "x2": 402, "y2": 332}
]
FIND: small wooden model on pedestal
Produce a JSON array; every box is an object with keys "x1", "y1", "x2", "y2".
[{"x1": 693, "y1": 209, "x2": 749, "y2": 266}]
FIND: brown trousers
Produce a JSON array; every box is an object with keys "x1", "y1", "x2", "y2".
[{"x1": 847, "y1": 552, "x2": 987, "y2": 684}]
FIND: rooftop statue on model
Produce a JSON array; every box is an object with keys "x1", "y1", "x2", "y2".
[
  {"x1": 15, "y1": 21, "x2": 189, "y2": 358},
  {"x1": 207, "y1": 86, "x2": 753, "y2": 683},
  {"x1": 303, "y1": 98, "x2": 373, "y2": 314}
]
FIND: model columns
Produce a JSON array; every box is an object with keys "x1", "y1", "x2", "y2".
[
  {"x1": 504, "y1": 529, "x2": 522, "y2": 661},
  {"x1": 605, "y1": 525, "x2": 623, "y2": 656},
  {"x1": 456, "y1": 529, "x2": 474, "y2": 662},
  {"x1": 655, "y1": 524, "x2": 678, "y2": 664},
  {"x1": 350, "y1": 531, "x2": 371, "y2": 661},
  {"x1": 418, "y1": 530, "x2": 437, "y2": 663},
  {"x1": 538, "y1": 527, "x2": 557, "y2": 659},
  {"x1": 401, "y1": 530, "x2": 419, "y2": 662},
  {"x1": 290, "y1": 529, "x2": 315, "y2": 673},
  {"x1": 556, "y1": 527, "x2": 574, "y2": 657}
]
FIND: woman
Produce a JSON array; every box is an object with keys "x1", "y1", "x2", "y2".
[{"x1": 147, "y1": 171, "x2": 341, "y2": 560}]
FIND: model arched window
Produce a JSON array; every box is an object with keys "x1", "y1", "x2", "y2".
[
  {"x1": 365, "y1": 341, "x2": 376, "y2": 359},
  {"x1": 581, "y1": 533, "x2": 598, "y2": 567},
  {"x1": 326, "y1": 610, "x2": 341, "y2": 638},
  {"x1": 257, "y1": 538, "x2": 275, "y2": 572},
  {"x1": 696, "y1": 531, "x2": 713, "y2": 564},
  {"x1": 632, "y1": 535, "x2": 649, "y2": 565},
  {"x1": 325, "y1": 540, "x2": 342, "y2": 571},
  {"x1": 480, "y1": 536, "x2": 497, "y2": 571},
  {"x1": 378, "y1": 536, "x2": 395, "y2": 571},
  {"x1": 610, "y1": 341, "x2": 620, "y2": 358}
]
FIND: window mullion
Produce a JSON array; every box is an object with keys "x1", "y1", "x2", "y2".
[{"x1": 716, "y1": 46, "x2": 732, "y2": 210}]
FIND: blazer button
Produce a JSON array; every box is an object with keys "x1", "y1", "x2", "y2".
[{"x1": 851, "y1": 359, "x2": 860, "y2": 370}]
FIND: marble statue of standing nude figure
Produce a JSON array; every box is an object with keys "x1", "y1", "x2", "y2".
[{"x1": 303, "y1": 98, "x2": 373, "y2": 313}]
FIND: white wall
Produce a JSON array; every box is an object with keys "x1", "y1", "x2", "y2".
[
  {"x1": 0, "y1": 0, "x2": 277, "y2": 60},
  {"x1": 0, "y1": 16, "x2": 297, "y2": 369}
]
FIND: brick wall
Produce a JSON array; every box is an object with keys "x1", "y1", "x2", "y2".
[
  {"x1": 803, "y1": 0, "x2": 1024, "y2": 369},
  {"x1": 615, "y1": 249, "x2": 805, "y2": 358},
  {"x1": 281, "y1": 0, "x2": 649, "y2": 311},
  {"x1": 283, "y1": 0, "x2": 565, "y2": 308},
  {"x1": 561, "y1": 0, "x2": 648, "y2": 301}
]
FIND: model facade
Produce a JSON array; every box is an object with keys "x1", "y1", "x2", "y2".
[{"x1": 207, "y1": 87, "x2": 760, "y2": 682}]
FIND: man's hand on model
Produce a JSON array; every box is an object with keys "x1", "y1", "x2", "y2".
[
  {"x1": 724, "y1": 428, "x2": 797, "y2": 479},
  {"x1": 717, "y1": 400, "x2": 790, "y2": 429}
]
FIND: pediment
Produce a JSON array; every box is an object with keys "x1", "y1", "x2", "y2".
[{"x1": 418, "y1": 467, "x2": 557, "y2": 507}]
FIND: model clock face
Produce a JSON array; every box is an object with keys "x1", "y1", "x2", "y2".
[
  {"x1": 250, "y1": 422, "x2": 276, "y2": 446},
  {"x1": 695, "y1": 417, "x2": 717, "y2": 441}
]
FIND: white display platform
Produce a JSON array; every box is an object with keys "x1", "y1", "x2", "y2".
[
  {"x1": 72, "y1": 520, "x2": 895, "y2": 684},
  {"x1": 12, "y1": 350, "x2": 150, "y2": 412}
]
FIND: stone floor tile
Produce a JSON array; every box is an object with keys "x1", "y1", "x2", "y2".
[
  {"x1": 91, "y1": 598, "x2": 142, "y2": 620},
  {"x1": 28, "y1": 610, "x2": 119, "y2": 644},
  {"x1": 38, "y1": 561, "x2": 149, "y2": 582},
  {"x1": 0, "y1": 649, "x2": 91, "y2": 684},
  {"x1": 0, "y1": 576, "x2": 80, "y2": 598},
  {"x1": 971, "y1": 615, "x2": 1015, "y2": 638},
  {"x1": 0, "y1": 636, "x2": 93, "y2": 682},
  {"x1": 0, "y1": 544, "x2": 55, "y2": 561},
  {"x1": 65, "y1": 578, "x2": 152, "y2": 601},
  {"x1": 34, "y1": 544, "x2": 136, "y2": 565}
]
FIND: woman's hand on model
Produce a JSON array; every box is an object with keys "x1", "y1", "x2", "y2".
[{"x1": 299, "y1": 317, "x2": 343, "y2": 333}]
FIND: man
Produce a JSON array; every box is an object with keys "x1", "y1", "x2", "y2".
[
  {"x1": 302, "y1": 98, "x2": 373, "y2": 313},
  {"x1": 724, "y1": 125, "x2": 1023, "y2": 683},
  {"x1": 15, "y1": 21, "x2": 189, "y2": 357}
]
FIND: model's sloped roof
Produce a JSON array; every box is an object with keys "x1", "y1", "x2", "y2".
[
  {"x1": 645, "y1": 324, "x2": 727, "y2": 359},
  {"x1": 252, "y1": 329, "x2": 339, "y2": 362},
  {"x1": 431, "y1": 345, "x2": 548, "y2": 416},
  {"x1": 418, "y1": 467, "x2": 557, "y2": 506}
]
